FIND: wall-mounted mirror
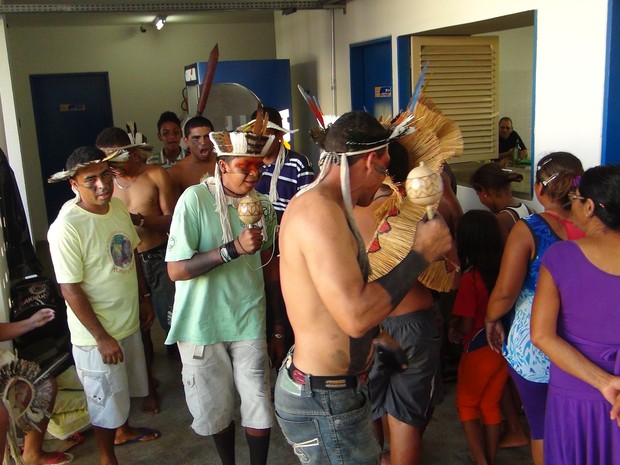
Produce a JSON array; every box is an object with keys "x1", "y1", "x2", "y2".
[{"x1": 401, "y1": 11, "x2": 535, "y2": 199}]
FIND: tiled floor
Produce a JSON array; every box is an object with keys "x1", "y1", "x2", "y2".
[
  {"x1": 51, "y1": 326, "x2": 534, "y2": 465},
  {"x1": 36, "y1": 241, "x2": 534, "y2": 464}
]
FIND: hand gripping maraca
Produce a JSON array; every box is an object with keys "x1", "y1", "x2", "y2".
[
  {"x1": 236, "y1": 190, "x2": 264, "y2": 255},
  {"x1": 405, "y1": 162, "x2": 443, "y2": 219}
]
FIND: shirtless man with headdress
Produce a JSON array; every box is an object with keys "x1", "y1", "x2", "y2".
[{"x1": 274, "y1": 111, "x2": 452, "y2": 465}]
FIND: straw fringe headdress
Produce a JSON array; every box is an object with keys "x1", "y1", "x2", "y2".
[{"x1": 367, "y1": 94, "x2": 463, "y2": 291}]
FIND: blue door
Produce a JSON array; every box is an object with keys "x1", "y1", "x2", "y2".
[
  {"x1": 602, "y1": 0, "x2": 620, "y2": 165},
  {"x1": 350, "y1": 38, "x2": 393, "y2": 119},
  {"x1": 30, "y1": 73, "x2": 113, "y2": 225}
]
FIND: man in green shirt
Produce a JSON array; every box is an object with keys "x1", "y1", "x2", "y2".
[{"x1": 165, "y1": 127, "x2": 281, "y2": 465}]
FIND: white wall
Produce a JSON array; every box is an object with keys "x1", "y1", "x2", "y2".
[
  {"x1": 482, "y1": 26, "x2": 534, "y2": 151},
  {"x1": 6, "y1": 19, "x2": 277, "y2": 242},
  {"x1": 275, "y1": 0, "x2": 608, "y2": 211}
]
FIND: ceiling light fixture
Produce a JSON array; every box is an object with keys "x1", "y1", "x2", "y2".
[{"x1": 154, "y1": 16, "x2": 166, "y2": 30}]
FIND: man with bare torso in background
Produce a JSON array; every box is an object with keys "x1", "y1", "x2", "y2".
[
  {"x1": 274, "y1": 112, "x2": 452, "y2": 465},
  {"x1": 168, "y1": 116, "x2": 215, "y2": 193},
  {"x1": 96, "y1": 127, "x2": 178, "y2": 417},
  {"x1": 355, "y1": 141, "x2": 461, "y2": 465}
]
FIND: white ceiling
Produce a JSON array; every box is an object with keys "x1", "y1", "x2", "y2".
[{"x1": 1, "y1": 1, "x2": 346, "y2": 28}]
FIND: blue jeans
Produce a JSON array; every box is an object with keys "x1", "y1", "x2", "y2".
[
  {"x1": 274, "y1": 364, "x2": 381, "y2": 465},
  {"x1": 140, "y1": 245, "x2": 175, "y2": 333}
]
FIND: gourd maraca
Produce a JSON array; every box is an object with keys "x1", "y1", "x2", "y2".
[
  {"x1": 237, "y1": 190, "x2": 263, "y2": 227},
  {"x1": 405, "y1": 162, "x2": 443, "y2": 219}
]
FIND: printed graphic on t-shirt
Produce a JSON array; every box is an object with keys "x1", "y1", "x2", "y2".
[{"x1": 109, "y1": 233, "x2": 134, "y2": 270}]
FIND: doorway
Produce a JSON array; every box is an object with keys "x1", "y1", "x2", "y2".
[
  {"x1": 350, "y1": 38, "x2": 393, "y2": 119},
  {"x1": 30, "y1": 72, "x2": 113, "y2": 225}
]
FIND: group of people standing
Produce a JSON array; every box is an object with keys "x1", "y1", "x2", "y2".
[
  {"x1": 45, "y1": 107, "x2": 315, "y2": 465},
  {"x1": 27, "y1": 102, "x2": 620, "y2": 465},
  {"x1": 450, "y1": 154, "x2": 620, "y2": 465}
]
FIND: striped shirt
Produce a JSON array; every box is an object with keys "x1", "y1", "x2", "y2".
[{"x1": 255, "y1": 149, "x2": 315, "y2": 223}]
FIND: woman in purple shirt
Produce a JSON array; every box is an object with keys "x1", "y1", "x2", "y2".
[{"x1": 532, "y1": 165, "x2": 620, "y2": 465}]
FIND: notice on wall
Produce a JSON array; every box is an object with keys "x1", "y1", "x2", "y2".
[
  {"x1": 59, "y1": 104, "x2": 86, "y2": 112},
  {"x1": 374, "y1": 86, "x2": 391, "y2": 98}
]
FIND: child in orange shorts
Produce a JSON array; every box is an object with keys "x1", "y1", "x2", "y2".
[{"x1": 449, "y1": 210, "x2": 508, "y2": 465}]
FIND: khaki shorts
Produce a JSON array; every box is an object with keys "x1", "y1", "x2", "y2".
[
  {"x1": 73, "y1": 330, "x2": 148, "y2": 429},
  {"x1": 178, "y1": 339, "x2": 273, "y2": 436}
]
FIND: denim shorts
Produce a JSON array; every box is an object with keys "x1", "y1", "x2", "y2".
[{"x1": 274, "y1": 364, "x2": 381, "y2": 465}]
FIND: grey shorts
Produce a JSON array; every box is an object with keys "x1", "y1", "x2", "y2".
[
  {"x1": 73, "y1": 330, "x2": 148, "y2": 429},
  {"x1": 369, "y1": 308, "x2": 442, "y2": 427},
  {"x1": 178, "y1": 339, "x2": 273, "y2": 436}
]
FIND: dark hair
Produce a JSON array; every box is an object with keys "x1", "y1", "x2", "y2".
[
  {"x1": 323, "y1": 111, "x2": 388, "y2": 165},
  {"x1": 157, "y1": 111, "x2": 181, "y2": 132},
  {"x1": 535, "y1": 152, "x2": 583, "y2": 210},
  {"x1": 252, "y1": 107, "x2": 282, "y2": 128},
  {"x1": 499, "y1": 116, "x2": 513, "y2": 126},
  {"x1": 577, "y1": 165, "x2": 620, "y2": 231},
  {"x1": 95, "y1": 127, "x2": 130, "y2": 148},
  {"x1": 66, "y1": 146, "x2": 106, "y2": 171},
  {"x1": 387, "y1": 141, "x2": 409, "y2": 183},
  {"x1": 456, "y1": 209, "x2": 503, "y2": 293},
  {"x1": 183, "y1": 116, "x2": 214, "y2": 137},
  {"x1": 470, "y1": 163, "x2": 523, "y2": 192}
]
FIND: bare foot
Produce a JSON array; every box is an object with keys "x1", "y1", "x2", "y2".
[
  {"x1": 57, "y1": 433, "x2": 85, "y2": 453},
  {"x1": 141, "y1": 390, "x2": 160, "y2": 415},
  {"x1": 114, "y1": 426, "x2": 161, "y2": 446},
  {"x1": 498, "y1": 432, "x2": 529, "y2": 448}
]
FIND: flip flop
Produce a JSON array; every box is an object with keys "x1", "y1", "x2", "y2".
[
  {"x1": 59, "y1": 433, "x2": 85, "y2": 453},
  {"x1": 43, "y1": 452, "x2": 74, "y2": 465},
  {"x1": 114, "y1": 428, "x2": 161, "y2": 446}
]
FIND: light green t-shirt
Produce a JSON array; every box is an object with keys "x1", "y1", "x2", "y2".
[
  {"x1": 165, "y1": 183, "x2": 276, "y2": 346},
  {"x1": 47, "y1": 198, "x2": 141, "y2": 346}
]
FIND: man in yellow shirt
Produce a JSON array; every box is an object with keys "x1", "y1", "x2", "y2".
[{"x1": 48, "y1": 146, "x2": 160, "y2": 465}]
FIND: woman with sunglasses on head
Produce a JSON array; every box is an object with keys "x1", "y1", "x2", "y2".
[
  {"x1": 531, "y1": 165, "x2": 620, "y2": 465},
  {"x1": 485, "y1": 152, "x2": 584, "y2": 465}
]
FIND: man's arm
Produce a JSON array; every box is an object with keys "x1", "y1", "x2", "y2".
[
  {"x1": 262, "y1": 246, "x2": 286, "y2": 366},
  {"x1": 168, "y1": 226, "x2": 263, "y2": 281},
  {"x1": 59, "y1": 283, "x2": 124, "y2": 364}
]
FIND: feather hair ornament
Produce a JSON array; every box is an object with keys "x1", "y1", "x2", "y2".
[
  {"x1": 0, "y1": 359, "x2": 53, "y2": 465},
  {"x1": 366, "y1": 93, "x2": 463, "y2": 291}
]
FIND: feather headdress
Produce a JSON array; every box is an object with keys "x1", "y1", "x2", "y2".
[
  {"x1": 0, "y1": 359, "x2": 53, "y2": 465},
  {"x1": 206, "y1": 106, "x2": 274, "y2": 244}
]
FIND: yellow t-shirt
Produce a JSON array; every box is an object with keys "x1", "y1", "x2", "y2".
[{"x1": 47, "y1": 198, "x2": 140, "y2": 346}]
